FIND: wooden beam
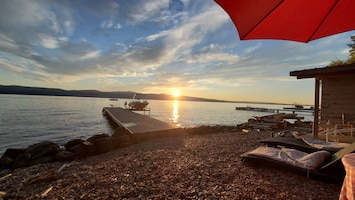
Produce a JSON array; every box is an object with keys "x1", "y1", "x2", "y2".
[
  {"x1": 313, "y1": 77, "x2": 320, "y2": 138},
  {"x1": 290, "y1": 64, "x2": 355, "y2": 79}
]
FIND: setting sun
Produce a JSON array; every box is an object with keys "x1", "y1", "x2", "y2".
[{"x1": 173, "y1": 89, "x2": 180, "y2": 98}]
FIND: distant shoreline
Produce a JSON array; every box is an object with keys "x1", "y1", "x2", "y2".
[{"x1": 0, "y1": 85, "x2": 301, "y2": 105}]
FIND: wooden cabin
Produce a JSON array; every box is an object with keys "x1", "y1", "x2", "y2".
[{"x1": 290, "y1": 64, "x2": 355, "y2": 141}]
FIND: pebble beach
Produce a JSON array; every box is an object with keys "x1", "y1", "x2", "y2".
[{"x1": 0, "y1": 129, "x2": 343, "y2": 199}]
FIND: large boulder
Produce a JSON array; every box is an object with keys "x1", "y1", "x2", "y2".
[
  {"x1": 0, "y1": 148, "x2": 24, "y2": 160},
  {"x1": 0, "y1": 149, "x2": 24, "y2": 169},
  {"x1": 64, "y1": 139, "x2": 84, "y2": 150},
  {"x1": 87, "y1": 134, "x2": 115, "y2": 154},
  {"x1": 11, "y1": 141, "x2": 60, "y2": 168},
  {"x1": 12, "y1": 153, "x2": 31, "y2": 169},
  {"x1": 24, "y1": 141, "x2": 60, "y2": 160},
  {"x1": 67, "y1": 141, "x2": 96, "y2": 158},
  {"x1": 89, "y1": 138, "x2": 113, "y2": 154},
  {"x1": 0, "y1": 157, "x2": 14, "y2": 169},
  {"x1": 87, "y1": 133, "x2": 110, "y2": 143}
]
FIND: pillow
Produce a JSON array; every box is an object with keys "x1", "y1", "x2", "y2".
[
  {"x1": 296, "y1": 150, "x2": 331, "y2": 170},
  {"x1": 301, "y1": 136, "x2": 349, "y2": 151},
  {"x1": 244, "y1": 147, "x2": 331, "y2": 170}
]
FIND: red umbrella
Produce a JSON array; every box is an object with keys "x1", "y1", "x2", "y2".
[{"x1": 214, "y1": 0, "x2": 355, "y2": 43}]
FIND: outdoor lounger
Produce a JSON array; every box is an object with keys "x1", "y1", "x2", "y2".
[
  {"x1": 241, "y1": 141, "x2": 355, "y2": 183},
  {"x1": 259, "y1": 136, "x2": 349, "y2": 154}
]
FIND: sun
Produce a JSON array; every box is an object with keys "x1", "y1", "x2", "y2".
[{"x1": 173, "y1": 89, "x2": 180, "y2": 98}]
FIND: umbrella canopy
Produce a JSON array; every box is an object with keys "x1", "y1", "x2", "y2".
[{"x1": 215, "y1": 0, "x2": 355, "y2": 43}]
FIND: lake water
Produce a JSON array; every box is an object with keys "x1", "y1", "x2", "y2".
[{"x1": 0, "y1": 94, "x2": 313, "y2": 155}]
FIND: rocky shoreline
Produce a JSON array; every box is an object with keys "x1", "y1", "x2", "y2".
[
  {"x1": 0, "y1": 126, "x2": 132, "y2": 175},
  {"x1": 0, "y1": 112, "x2": 310, "y2": 176},
  {"x1": 0, "y1": 128, "x2": 342, "y2": 199},
  {"x1": 0, "y1": 126, "x2": 237, "y2": 176}
]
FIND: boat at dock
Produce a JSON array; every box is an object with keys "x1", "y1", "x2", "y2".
[
  {"x1": 126, "y1": 94, "x2": 149, "y2": 110},
  {"x1": 109, "y1": 98, "x2": 119, "y2": 107}
]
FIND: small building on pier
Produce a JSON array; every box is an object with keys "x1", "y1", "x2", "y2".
[{"x1": 290, "y1": 64, "x2": 355, "y2": 139}]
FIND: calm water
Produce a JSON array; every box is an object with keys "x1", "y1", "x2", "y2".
[{"x1": 0, "y1": 94, "x2": 313, "y2": 155}]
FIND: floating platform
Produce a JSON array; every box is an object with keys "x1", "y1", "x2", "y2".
[
  {"x1": 235, "y1": 106, "x2": 315, "y2": 114},
  {"x1": 102, "y1": 107, "x2": 184, "y2": 141},
  {"x1": 235, "y1": 106, "x2": 276, "y2": 113}
]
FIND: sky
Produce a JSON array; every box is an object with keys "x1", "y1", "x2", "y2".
[{"x1": 0, "y1": 0, "x2": 354, "y2": 105}]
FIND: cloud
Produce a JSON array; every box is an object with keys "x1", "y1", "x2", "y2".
[
  {"x1": 0, "y1": 1, "x2": 223, "y2": 85},
  {"x1": 125, "y1": 0, "x2": 170, "y2": 24},
  {"x1": 38, "y1": 34, "x2": 68, "y2": 49},
  {"x1": 0, "y1": 0, "x2": 75, "y2": 35},
  {"x1": 146, "y1": 30, "x2": 170, "y2": 42},
  {"x1": 100, "y1": 18, "x2": 122, "y2": 30},
  {"x1": 0, "y1": 34, "x2": 17, "y2": 50},
  {"x1": 0, "y1": 57, "x2": 24, "y2": 73},
  {"x1": 0, "y1": 54, "x2": 55, "y2": 82},
  {"x1": 244, "y1": 43, "x2": 262, "y2": 54},
  {"x1": 78, "y1": 50, "x2": 101, "y2": 60},
  {"x1": 0, "y1": 0, "x2": 354, "y2": 103}
]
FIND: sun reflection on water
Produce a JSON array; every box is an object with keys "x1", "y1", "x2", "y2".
[{"x1": 172, "y1": 100, "x2": 180, "y2": 126}]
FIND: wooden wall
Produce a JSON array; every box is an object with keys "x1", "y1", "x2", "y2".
[{"x1": 320, "y1": 75, "x2": 355, "y2": 126}]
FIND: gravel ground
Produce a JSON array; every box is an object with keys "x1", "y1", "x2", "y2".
[{"x1": 0, "y1": 130, "x2": 342, "y2": 199}]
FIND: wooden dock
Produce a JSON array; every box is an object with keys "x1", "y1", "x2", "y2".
[
  {"x1": 102, "y1": 107, "x2": 184, "y2": 141},
  {"x1": 235, "y1": 106, "x2": 314, "y2": 114}
]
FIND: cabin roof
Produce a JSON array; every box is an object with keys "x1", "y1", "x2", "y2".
[{"x1": 290, "y1": 63, "x2": 355, "y2": 79}]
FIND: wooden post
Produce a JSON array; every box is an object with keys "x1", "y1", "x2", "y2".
[{"x1": 313, "y1": 77, "x2": 320, "y2": 138}]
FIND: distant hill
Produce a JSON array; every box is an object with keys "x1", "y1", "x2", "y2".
[{"x1": 0, "y1": 85, "x2": 230, "y2": 103}]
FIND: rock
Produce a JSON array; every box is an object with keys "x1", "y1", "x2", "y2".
[
  {"x1": 0, "y1": 157, "x2": 14, "y2": 169},
  {"x1": 87, "y1": 133, "x2": 113, "y2": 153},
  {"x1": 55, "y1": 151, "x2": 76, "y2": 161},
  {"x1": 0, "y1": 148, "x2": 25, "y2": 160},
  {"x1": 90, "y1": 137, "x2": 113, "y2": 154},
  {"x1": 68, "y1": 141, "x2": 96, "y2": 157},
  {"x1": 0, "y1": 148, "x2": 25, "y2": 169},
  {"x1": 87, "y1": 133, "x2": 110, "y2": 143},
  {"x1": 24, "y1": 141, "x2": 60, "y2": 160},
  {"x1": 64, "y1": 139, "x2": 84, "y2": 151},
  {"x1": 12, "y1": 153, "x2": 31, "y2": 169},
  {"x1": 9, "y1": 141, "x2": 60, "y2": 168}
]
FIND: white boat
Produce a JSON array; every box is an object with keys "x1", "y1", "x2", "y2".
[
  {"x1": 108, "y1": 98, "x2": 119, "y2": 107},
  {"x1": 126, "y1": 94, "x2": 149, "y2": 110}
]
